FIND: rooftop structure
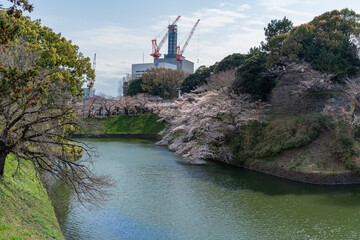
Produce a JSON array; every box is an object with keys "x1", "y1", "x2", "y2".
[{"x1": 131, "y1": 16, "x2": 198, "y2": 79}]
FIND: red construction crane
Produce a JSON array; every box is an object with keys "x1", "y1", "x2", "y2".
[
  {"x1": 175, "y1": 19, "x2": 200, "y2": 61},
  {"x1": 151, "y1": 16, "x2": 181, "y2": 58}
]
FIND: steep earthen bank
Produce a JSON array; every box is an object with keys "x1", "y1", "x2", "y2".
[
  {"x1": 228, "y1": 63, "x2": 360, "y2": 184},
  {"x1": 0, "y1": 154, "x2": 64, "y2": 239}
]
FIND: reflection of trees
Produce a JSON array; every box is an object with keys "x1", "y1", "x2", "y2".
[
  {"x1": 48, "y1": 181, "x2": 73, "y2": 228},
  {"x1": 179, "y1": 161, "x2": 360, "y2": 205}
]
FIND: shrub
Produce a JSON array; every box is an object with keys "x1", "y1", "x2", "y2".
[
  {"x1": 126, "y1": 77, "x2": 144, "y2": 96},
  {"x1": 213, "y1": 53, "x2": 249, "y2": 73},
  {"x1": 233, "y1": 51, "x2": 278, "y2": 101},
  {"x1": 333, "y1": 134, "x2": 356, "y2": 164},
  {"x1": 181, "y1": 65, "x2": 211, "y2": 93},
  {"x1": 231, "y1": 114, "x2": 326, "y2": 163}
]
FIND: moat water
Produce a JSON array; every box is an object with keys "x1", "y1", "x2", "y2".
[{"x1": 52, "y1": 138, "x2": 360, "y2": 240}]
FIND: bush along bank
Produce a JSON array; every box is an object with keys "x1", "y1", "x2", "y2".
[
  {"x1": 0, "y1": 154, "x2": 64, "y2": 240},
  {"x1": 74, "y1": 113, "x2": 166, "y2": 139}
]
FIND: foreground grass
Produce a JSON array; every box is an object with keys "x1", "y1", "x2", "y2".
[
  {"x1": 0, "y1": 154, "x2": 64, "y2": 240},
  {"x1": 80, "y1": 113, "x2": 166, "y2": 135}
]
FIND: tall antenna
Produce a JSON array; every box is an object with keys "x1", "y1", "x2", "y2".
[
  {"x1": 93, "y1": 53, "x2": 97, "y2": 71},
  {"x1": 88, "y1": 53, "x2": 96, "y2": 100},
  {"x1": 197, "y1": 22, "x2": 200, "y2": 63}
]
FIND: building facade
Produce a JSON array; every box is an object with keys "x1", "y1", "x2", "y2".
[
  {"x1": 83, "y1": 87, "x2": 95, "y2": 100},
  {"x1": 131, "y1": 62, "x2": 179, "y2": 79}
]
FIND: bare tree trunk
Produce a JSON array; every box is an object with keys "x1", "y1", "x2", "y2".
[{"x1": 0, "y1": 150, "x2": 9, "y2": 178}]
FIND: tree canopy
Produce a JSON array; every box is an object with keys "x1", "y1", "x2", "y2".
[
  {"x1": 264, "y1": 16, "x2": 293, "y2": 41},
  {"x1": 5, "y1": 0, "x2": 33, "y2": 17},
  {"x1": 0, "y1": 11, "x2": 108, "y2": 202},
  {"x1": 213, "y1": 53, "x2": 249, "y2": 73},
  {"x1": 0, "y1": 0, "x2": 33, "y2": 46},
  {"x1": 233, "y1": 50, "x2": 277, "y2": 101},
  {"x1": 266, "y1": 9, "x2": 360, "y2": 81},
  {"x1": 141, "y1": 68, "x2": 186, "y2": 99},
  {"x1": 181, "y1": 65, "x2": 211, "y2": 93},
  {"x1": 232, "y1": 9, "x2": 360, "y2": 100},
  {"x1": 126, "y1": 77, "x2": 144, "y2": 96}
]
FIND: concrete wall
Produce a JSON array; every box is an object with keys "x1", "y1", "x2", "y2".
[
  {"x1": 157, "y1": 58, "x2": 194, "y2": 74},
  {"x1": 131, "y1": 63, "x2": 155, "y2": 78},
  {"x1": 132, "y1": 58, "x2": 194, "y2": 79},
  {"x1": 181, "y1": 59, "x2": 194, "y2": 74}
]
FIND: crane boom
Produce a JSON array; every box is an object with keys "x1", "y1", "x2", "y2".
[
  {"x1": 151, "y1": 16, "x2": 181, "y2": 58},
  {"x1": 175, "y1": 19, "x2": 200, "y2": 61}
]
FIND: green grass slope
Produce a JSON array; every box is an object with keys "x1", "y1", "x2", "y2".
[
  {"x1": 80, "y1": 113, "x2": 166, "y2": 135},
  {"x1": 0, "y1": 154, "x2": 64, "y2": 240}
]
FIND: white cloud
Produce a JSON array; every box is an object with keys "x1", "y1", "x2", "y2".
[
  {"x1": 259, "y1": 0, "x2": 299, "y2": 8},
  {"x1": 266, "y1": 6, "x2": 314, "y2": 18},
  {"x1": 67, "y1": 26, "x2": 156, "y2": 96},
  {"x1": 163, "y1": 8, "x2": 249, "y2": 35},
  {"x1": 238, "y1": 4, "x2": 251, "y2": 11},
  {"x1": 244, "y1": 19, "x2": 266, "y2": 26},
  {"x1": 259, "y1": 0, "x2": 313, "y2": 19},
  {"x1": 71, "y1": 26, "x2": 151, "y2": 50},
  {"x1": 220, "y1": 2, "x2": 251, "y2": 11},
  {"x1": 220, "y1": 2, "x2": 233, "y2": 7}
]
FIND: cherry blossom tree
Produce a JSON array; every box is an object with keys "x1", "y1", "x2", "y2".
[
  {"x1": 156, "y1": 87, "x2": 267, "y2": 164},
  {"x1": 96, "y1": 94, "x2": 117, "y2": 116}
]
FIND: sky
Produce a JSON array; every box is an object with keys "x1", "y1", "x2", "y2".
[{"x1": 5, "y1": 0, "x2": 360, "y2": 96}]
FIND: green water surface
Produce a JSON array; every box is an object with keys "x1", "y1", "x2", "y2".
[{"x1": 52, "y1": 138, "x2": 360, "y2": 240}]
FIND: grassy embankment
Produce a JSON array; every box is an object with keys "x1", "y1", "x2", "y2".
[
  {"x1": 0, "y1": 154, "x2": 64, "y2": 240},
  {"x1": 231, "y1": 113, "x2": 360, "y2": 176},
  {"x1": 79, "y1": 113, "x2": 166, "y2": 135}
]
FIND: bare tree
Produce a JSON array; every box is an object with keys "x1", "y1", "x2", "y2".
[
  {"x1": 133, "y1": 93, "x2": 152, "y2": 114},
  {"x1": 114, "y1": 96, "x2": 136, "y2": 115},
  {"x1": 118, "y1": 73, "x2": 131, "y2": 97},
  {"x1": 97, "y1": 94, "x2": 117, "y2": 116},
  {"x1": 204, "y1": 69, "x2": 237, "y2": 92}
]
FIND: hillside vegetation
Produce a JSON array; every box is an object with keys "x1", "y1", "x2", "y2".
[
  {"x1": 156, "y1": 9, "x2": 360, "y2": 183},
  {"x1": 0, "y1": 154, "x2": 64, "y2": 240}
]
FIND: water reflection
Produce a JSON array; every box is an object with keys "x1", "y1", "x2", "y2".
[{"x1": 51, "y1": 138, "x2": 360, "y2": 240}]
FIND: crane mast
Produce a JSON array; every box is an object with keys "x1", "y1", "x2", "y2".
[
  {"x1": 151, "y1": 16, "x2": 181, "y2": 58},
  {"x1": 175, "y1": 19, "x2": 200, "y2": 61}
]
